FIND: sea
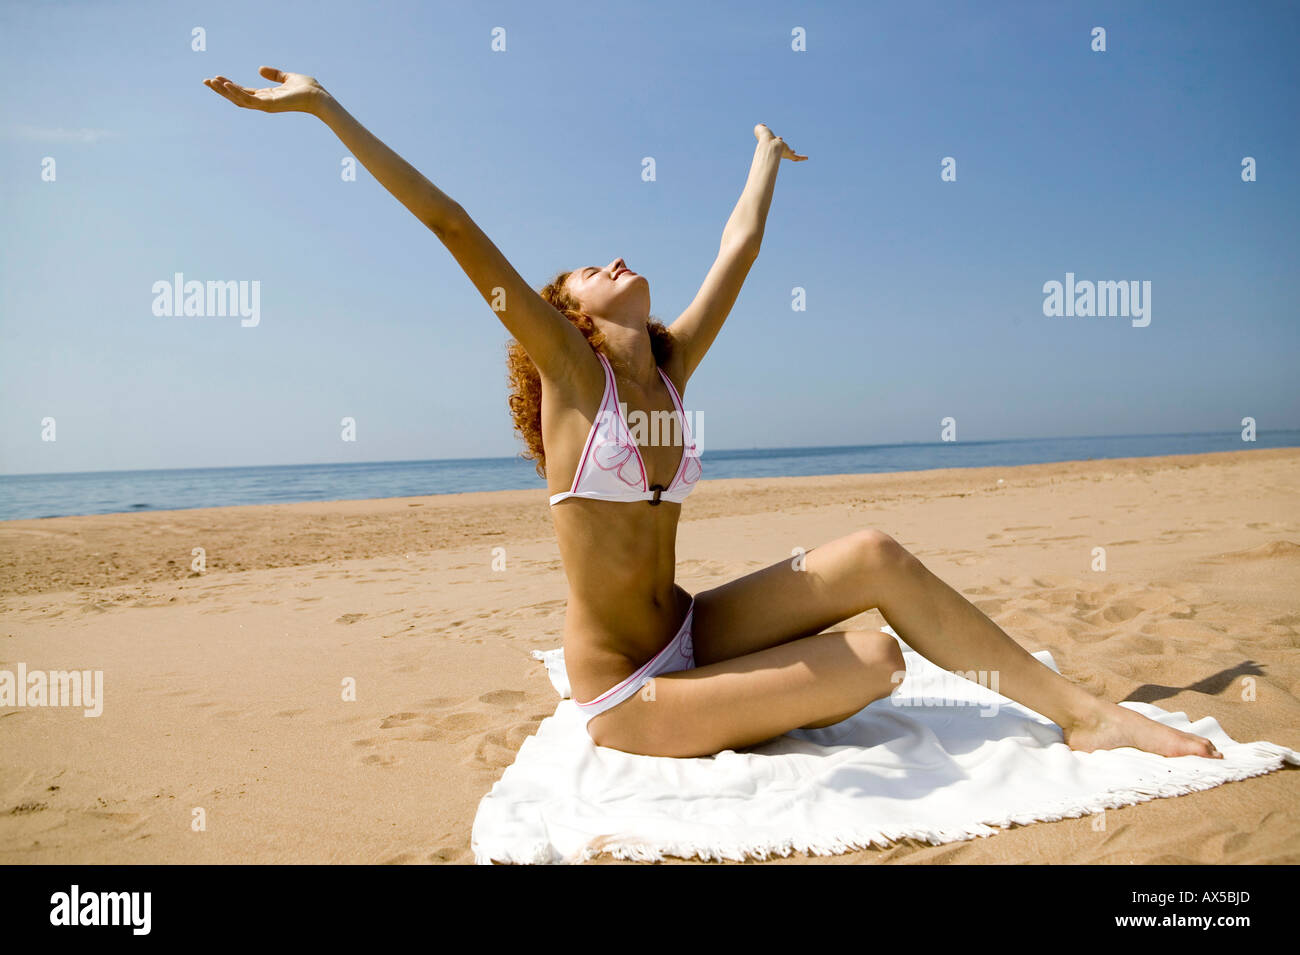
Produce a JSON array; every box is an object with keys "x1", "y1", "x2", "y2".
[{"x1": 2, "y1": 430, "x2": 1296, "y2": 521}]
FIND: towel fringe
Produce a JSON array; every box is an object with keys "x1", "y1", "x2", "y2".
[{"x1": 474, "y1": 741, "x2": 1297, "y2": 865}]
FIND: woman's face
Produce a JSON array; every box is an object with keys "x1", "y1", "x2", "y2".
[{"x1": 565, "y1": 257, "x2": 649, "y2": 323}]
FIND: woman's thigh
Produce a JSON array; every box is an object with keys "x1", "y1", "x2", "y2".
[
  {"x1": 587, "y1": 628, "x2": 906, "y2": 758},
  {"x1": 690, "y1": 529, "x2": 911, "y2": 668}
]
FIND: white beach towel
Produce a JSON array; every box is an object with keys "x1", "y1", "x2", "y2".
[{"x1": 471, "y1": 627, "x2": 1299, "y2": 864}]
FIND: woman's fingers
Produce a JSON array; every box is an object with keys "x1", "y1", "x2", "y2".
[
  {"x1": 204, "y1": 75, "x2": 238, "y2": 95},
  {"x1": 214, "y1": 78, "x2": 267, "y2": 110},
  {"x1": 218, "y1": 79, "x2": 252, "y2": 98},
  {"x1": 202, "y1": 77, "x2": 237, "y2": 103},
  {"x1": 756, "y1": 124, "x2": 808, "y2": 159},
  {"x1": 258, "y1": 66, "x2": 287, "y2": 83},
  {"x1": 776, "y1": 139, "x2": 808, "y2": 161}
]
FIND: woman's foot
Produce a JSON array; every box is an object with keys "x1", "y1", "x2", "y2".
[{"x1": 1063, "y1": 701, "x2": 1223, "y2": 759}]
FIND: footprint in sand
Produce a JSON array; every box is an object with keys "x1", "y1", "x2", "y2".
[
  {"x1": 1100, "y1": 599, "x2": 1149, "y2": 624},
  {"x1": 434, "y1": 711, "x2": 491, "y2": 733},
  {"x1": 335, "y1": 613, "x2": 366, "y2": 624},
  {"x1": 379, "y1": 706, "x2": 493, "y2": 735},
  {"x1": 479, "y1": 689, "x2": 525, "y2": 706},
  {"x1": 474, "y1": 735, "x2": 518, "y2": 769},
  {"x1": 474, "y1": 722, "x2": 541, "y2": 768}
]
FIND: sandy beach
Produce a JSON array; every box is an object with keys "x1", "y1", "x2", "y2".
[{"x1": 2, "y1": 447, "x2": 1297, "y2": 865}]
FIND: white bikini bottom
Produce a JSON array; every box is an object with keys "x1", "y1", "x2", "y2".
[{"x1": 574, "y1": 600, "x2": 696, "y2": 727}]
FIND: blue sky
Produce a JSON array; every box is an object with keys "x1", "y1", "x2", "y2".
[{"x1": 1, "y1": 0, "x2": 1297, "y2": 475}]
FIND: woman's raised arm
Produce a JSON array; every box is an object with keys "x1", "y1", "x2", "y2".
[
  {"x1": 666, "y1": 124, "x2": 806, "y2": 383},
  {"x1": 203, "y1": 67, "x2": 591, "y2": 378}
]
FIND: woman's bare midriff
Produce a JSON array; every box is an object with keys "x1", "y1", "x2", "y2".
[{"x1": 550, "y1": 498, "x2": 692, "y2": 704}]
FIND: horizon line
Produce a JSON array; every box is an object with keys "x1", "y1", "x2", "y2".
[{"x1": 2, "y1": 427, "x2": 1296, "y2": 479}]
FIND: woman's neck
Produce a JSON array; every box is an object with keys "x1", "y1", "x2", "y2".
[{"x1": 598, "y1": 321, "x2": 657, "y2": 384}]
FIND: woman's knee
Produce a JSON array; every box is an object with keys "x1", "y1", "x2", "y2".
[
  {"x1": 847, "y1": 529, "x2": 917, "y2": 576},
  {"x1": 803, "y1": 632, "x2": 905, "y2": 729},
  {"x1": 875, "y1": 634, "x2": 908, "y2": 695},
  {"x1": 851, "y1": 629, "x2": 907, "y2": 695}
]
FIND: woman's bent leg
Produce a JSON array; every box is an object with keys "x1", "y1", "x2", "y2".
[
  {"x1": 690, "y1": 529, "x2": 1221, "y2": 760},
  {"x1": 587, "y1": 629, "x2": 904, "y2": 758}
]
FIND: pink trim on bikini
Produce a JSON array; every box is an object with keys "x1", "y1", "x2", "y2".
[
  {"x1": 659, "y1": 369, "x2": 692, "y2": 491},
  {"x1": 568, "y1": 353, "x2": 615, "y2": 495},
  {"x1": 574, "y1": 604, "x2": 695, "y2": 709},
  {"x1": 602, "y1": 359, "x2": 647, "y2": 489}
]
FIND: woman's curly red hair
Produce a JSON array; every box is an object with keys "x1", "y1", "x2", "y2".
[{"x1": 507, "y1": 270, "x2": 674, "y2": 477}]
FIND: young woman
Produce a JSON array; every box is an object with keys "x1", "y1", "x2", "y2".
[{"x1": 204, "y1": 67, "x2": 1221, "y2": 761}]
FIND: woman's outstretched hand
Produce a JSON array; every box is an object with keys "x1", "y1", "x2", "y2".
[
  {"x1": 754, "y1": 123, "x2": 807, "y2": 161},
  {"x1": 202, "y1": 67, "x2": 329, "y2": 115}
]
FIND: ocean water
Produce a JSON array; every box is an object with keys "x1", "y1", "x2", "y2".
[{"x1": 1, "y1": 430, "x2": 1296, "y2": 521}]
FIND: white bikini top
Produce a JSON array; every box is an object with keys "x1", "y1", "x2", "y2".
[{"x1": 549, "y1": 351, "x2": 702, "y2": 506}]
